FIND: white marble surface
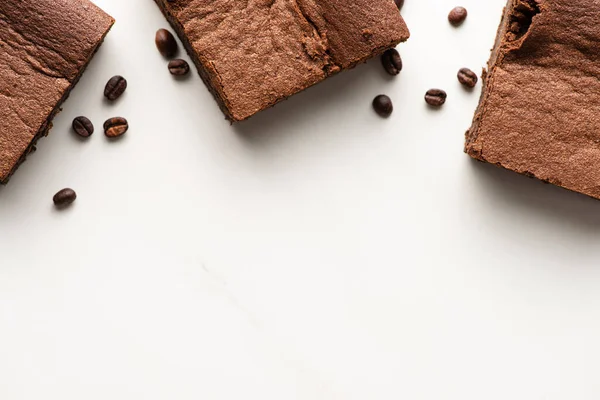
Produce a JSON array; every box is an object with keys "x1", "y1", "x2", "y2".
[{"x1": 3, "y1": 0, "x2": 600, "y2": 399}]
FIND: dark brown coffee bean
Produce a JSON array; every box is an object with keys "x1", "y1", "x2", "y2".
[
  {"x1": 425, "y1": 89, "x2": 447, "y2": 107},
  {"x1": 168, "y1": 59, "x2": 190, "y2": 76},
  {"x1": 72, "y1": 116, "x2": 94, "y2": 138},
  {"x1": 381, "y1": 49, "x2": 403, "y2": 76},
  {"x1": 104, "y1": 75, "x2": 127, "y2": 101},
  {"x1": 104, "y1": 117, "x2": 129, "y2": 138},
  {"x1": 457, "y1": 68, "x2": 478, "y2": 88},
  {"x1": 448, "y1": 6, "x2": 468, "y2": 25},
  {"x1": 155, "y1": 29, "x2": 178, "y2": 58},
  {"x1": 53, "y1": 188, "x2": 77, "y2": 208},
  {"x1": 394, "y1": 0, "x2": 404, "y2": 9},
  {"x1": 372, "y1": 95, "x2": 393, "y2": 117}
]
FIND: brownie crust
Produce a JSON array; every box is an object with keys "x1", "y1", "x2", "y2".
[
  {"x1": 466, "y1": 0, "x2": 600, "y2": 199},
  {"x1": 0, "y1": 0, "x2": 114, "y2": 184},
  {"x1": 154, "y1": 0, "x2": 410, "y2": 121}
]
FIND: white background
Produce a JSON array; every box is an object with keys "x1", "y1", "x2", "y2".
[{"x1": 2, "y1": 0, "x2": 600, "y2": 399}]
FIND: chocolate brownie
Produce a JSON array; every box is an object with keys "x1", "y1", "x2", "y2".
[
  {"x1": 0, "y1": 0, "x2": 114, "y2": 184},
  {"x1": 466, "y1": 0, "x2": 600, "y2": 200},
  {"x1": 154, "y1": 0, "x2": 410, "y2": 121}
]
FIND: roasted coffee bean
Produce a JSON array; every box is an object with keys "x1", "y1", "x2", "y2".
[
  {"x1": 72, "y1": 116, "x2": 94, "y2": 138},
  {"x1": 372, "y1": 95, "x2": 393, "y2": 117},
  {"x1": 168, "y1": 59, "x2": 190, "y2": 76},
  {"x1": 381, "y1": 49, "x2": 403, "y2": 76},
  {"x1": 448, "y1": 6, "x2": 468, "y2": 25},
  {"x1": 155, "y1": 29, "x2": 178, "y2": 58},
  {"x1": 425, "y1": 89, "x2": 447, "y2": 107},
  {"x1": 104, "y1": 117, "x2": 129, "y2": 138},
  {"x1": 394, "y1": 0, "x2": 404, "y2": 9},
  {"x1": 53, "y1": 188, "x2": 77, "y2": 208},
  {"x1": 104, "y1": 75, "x2": 127, "y2": 101},
  {"x1": 457, "y1": 68, "x2": 478, "y2": 88}
]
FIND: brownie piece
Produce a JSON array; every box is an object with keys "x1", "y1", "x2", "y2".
[
  {"x1": 154, "y1": 0, "x2": 410, "y2": 121},
  {"x1": 466, "y1": 0, "x2": 600, "y2": 199},
  {"x1": 0, "y1": 0, "x2": 114, "y2": 184}
]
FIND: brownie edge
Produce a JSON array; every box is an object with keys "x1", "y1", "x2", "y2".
[
  {"x1": 465, "y1": 0, "x2": 522, "y2": 159},
  {"x1": 0, "y1": 0, "x2": 115, "y2": 184}
]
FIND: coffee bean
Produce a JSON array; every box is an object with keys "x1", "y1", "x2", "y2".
[
  {"x1": 373, "y1": 95, "x2": 393, "y2": 117},
  {"x1": 168, "y1": 59, "x2": 190, "y2": 76},
  {"x1": 425, "y1": 89, "x2": 447, "y2": 107},
  {"x1": 104, "y1": 75, "x2": 127, "y2": 101},
  {"x1": 104, "y1": 117, "x2": 129, "y2": 138},
  {"x1": 155, "y1": 29, "x2": 178, "y2": 58},
  {"x1": 457, "y1": 68, "x2": 478, "y2": 88},
  {"x1": 394, "y1": 0, "x2": 404, "y2": 9},
  {"x1": 381, "y1": 48, "x2": 403, "y2": 76},
  {"x1": 72, "y1": 116, "x2": 94, "y2": 138},
  {"x1": 448, "y1": 6, "x2": 468, "y2": 25},
  {"x1": 53, "y1": 188, "x2": 77, "y2": 208}
]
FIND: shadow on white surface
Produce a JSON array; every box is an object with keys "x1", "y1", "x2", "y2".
[
  {"x1": 231, "y1": 60, "x2": 380, "y2": 145},
  {"x1": 0, "y1": 174, "x2": 29, "y2": 203},
  {"x1": 469, "y1": 160, "x2": 600, "y2": 230},
  {"x1": 170, "y1": 71, "x2": 193, "y2": 82}
]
